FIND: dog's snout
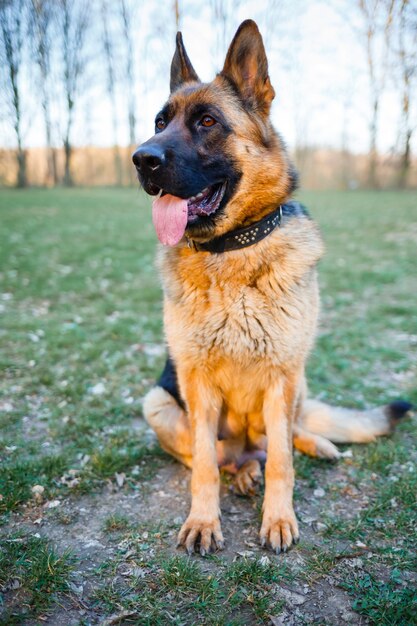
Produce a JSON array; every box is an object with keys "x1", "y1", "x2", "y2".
[{"x1": 132, "y1": 145, "x2": 166, "y2": 172}]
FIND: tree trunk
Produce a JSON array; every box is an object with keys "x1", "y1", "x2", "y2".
[
  {"x1": 126, "y1": 58, "x2": 136, "y2": 184},
  {"x1": 397, "y1": 70, "x2": 411, "y2": 189},
  {"x1": 174, "y1": 0, "x2": 180, "y2": 30},
  {"x1": 359, "y1": 0, "x2": 394, "y2": 190},
  {"x1": 63, "y1": 138, "x2": 73, "y2": 187},
  {"x1": 398, "y1": 129, "x2": 411, "y2": 189},
  {"x1": 120, "y1": 0, "x2": 137, "y2": 185},
  {"x1": 102, "y1": 0, "x2": 122, "y2": 186},
  {"x1": 11, "y1": 47, "x2": 26, "y2": 187},
  {"x1": 50, "y1": 147, "x2": 59, "y2": 186},
  {"x1": 58, "y1": 0, "x2": 89, "y2": 188},
  {"x1": 42, "y1": 92, "x2": 58, "y2": 186},
  {"x1": 14, "y1": 95, "x2": 27, "y2": 188},
  {"x1": 1, "y1": 1, "x2": 27, "y2": 188},
  {"x1": 396, "y1": 0, "x2": 414, "y2": 189},
  {"x1": 368, "y1": 96, "x2": 379, "y2": 189},
  {"x1": 16, "y1": 145, "x2": 27, "y2": 188}
]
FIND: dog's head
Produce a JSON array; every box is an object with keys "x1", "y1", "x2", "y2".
[{"x1": 133, "y1": 20, "x2": 296, "y2": 245}]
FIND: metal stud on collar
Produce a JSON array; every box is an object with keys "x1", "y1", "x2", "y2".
[{"x1": 188, "y1": 203, "x2": 285, "y2": 254}]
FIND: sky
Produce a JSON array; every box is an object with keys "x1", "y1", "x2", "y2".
[{"x1": 0, "y1": 0, "x2": 413, "y2": 156}]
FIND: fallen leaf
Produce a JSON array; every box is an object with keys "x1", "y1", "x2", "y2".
[
  {"x1": 100, "y1": 610, "x2": 139, "y2": 625},
  {"x1": 46, "y1": 500, "x2": 61, "y2": 509},
  {"x1": 115, "y1": 472, "x2": 125, "y2": 488}
]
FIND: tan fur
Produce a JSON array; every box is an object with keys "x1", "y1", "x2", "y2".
[
  {"x1": 144, "y1": 22, "x2": 322, "y2": 554},
  {"x1": 141, "y1": 20, "x2": 406, "y2": 555},
  {"x1": 150, "y1": 209, "x2": 322, "y2": 554},
  {"x1": 301, "y1": 400, "x2": 394, "y2": 443}
]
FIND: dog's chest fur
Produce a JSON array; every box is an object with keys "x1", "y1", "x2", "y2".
[{"x1": 158, "y1": 215, "x2": 324, "y2": 385}]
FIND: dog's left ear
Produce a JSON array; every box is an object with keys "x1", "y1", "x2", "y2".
[
  {"x1": 170, "y1": 32, "x2": 200, "y2": 93},
  {"x1": 221, "y1": 20, "x2": 275, "y2": 117}
]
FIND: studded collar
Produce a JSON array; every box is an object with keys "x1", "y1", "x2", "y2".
[{"x1": 186, "y1": 205, "x2": 283, "y2": 254}]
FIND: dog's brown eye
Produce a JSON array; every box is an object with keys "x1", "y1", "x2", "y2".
[
  {"x1": 200, "y1": 115, "x2": 216, "y2": 127},
  {"x1": 156, "y1": 119, "x2": 165, "y2": 131}
]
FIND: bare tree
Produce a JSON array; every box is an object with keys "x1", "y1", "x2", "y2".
[
  {"x1": 29, "y1": 0, "x2": 58, "y2": 186},
  {"x1": 57, "y1": 0, "x2": 89, "y2": 186},
  {"x1": 119, "y1": 0, "x2": 136, "y2": 147},
  {"x1": 0, "y1": 0, "x2": 27, "y2": 187},
  {"x1": 339, "y1": 77, "x2": 356, "y2": 189},
  {"x1": 395, "y1": 0, "x2": 417, "y2": 188},
  {"x1": 357, "y1": 0, "x2": 395, "y2": 188},
  {"x1": 119, "y1": 0, "x2": 137, "y2": 184},
  {"x1": 261, "y1": 0, "x2": 291, "y2": 49},
  {"x1": 173, "y1": 0, "x2": 180, "y2": 31},
  {"x1": 101, "y1": 0, "x2": 122, "y2": 186},
  {"x1": 210, "y1": 0, "x2": 228, "y2": 64},
  {"x1": 210, "y1": 0, "x2": 243, "y2": 70}
]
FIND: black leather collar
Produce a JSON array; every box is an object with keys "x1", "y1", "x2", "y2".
[{"x1": 187, "y1": 205, "x2": 283, "y2": 253}]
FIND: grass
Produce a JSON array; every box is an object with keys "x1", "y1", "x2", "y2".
[
  {"x1": 0, "y1": 187, "x2": 416, "y2": 624},
  {"x1": 103, "y1": 513, "x2": 131, "y2": 533},
  {"x1": 93, "y1": 538, "x2": 289, "y2": 625},
  {"x1": 0, "y1": 534, "x2": 73, "y2": 624},
  {"x1": 341, "y1": 569, "x2": 417, "y2": 625}
]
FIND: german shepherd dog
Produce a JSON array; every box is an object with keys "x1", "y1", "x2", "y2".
[{"x1": 132, "y1": 20, "x2": 411, "y2": 555}]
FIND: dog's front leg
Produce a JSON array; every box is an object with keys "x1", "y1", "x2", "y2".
[
  {"x1": 260, "y1": 379, "x2": 299, "y2": 553},
  {"x1": 177, "y1": 375, "x2": 223, "y2": 556}
]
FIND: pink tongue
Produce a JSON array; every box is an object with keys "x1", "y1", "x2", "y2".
[{"x1": 152, "y1": 193, "x2": 188, "y2": 246}]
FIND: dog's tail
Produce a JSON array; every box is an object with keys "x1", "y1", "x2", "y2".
[
  {"x1": 144, "y1": 358, "x2": 413, "y2": 462},
  {"x1": 297, "y1": 398, "x2": 413, "y2": 457}
]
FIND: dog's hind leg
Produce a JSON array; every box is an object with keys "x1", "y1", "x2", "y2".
[
  {"x1": 292, "y1": 374, "x2": 412, "y2": 454},
  {"x1": 232, "y1": 451, "x2": 266, "y2": 496},
  {"x1": 143, "y1": 386, "x2": 248, "y2": 472},
  {"x1": 293, "y1": 424, "x2": 341, "y2": 460},
  {"x1": 290, "y1": 376, "x2": 338, "y2": 459},
  {"x1": 143, "y1": 386, "x2": 193, "y2": 468}
]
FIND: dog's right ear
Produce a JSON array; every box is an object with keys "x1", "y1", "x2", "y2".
[{"x1": 170, "y1": 32, "x2": 200, "y2": 93}]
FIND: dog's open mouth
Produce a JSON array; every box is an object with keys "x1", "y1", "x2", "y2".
[
  {"x1": 186, "y1": 182, "x2": 226, "y2": 222},
  {"x1": 152, "y1": 182, "x2": 227, "y2": 246}
]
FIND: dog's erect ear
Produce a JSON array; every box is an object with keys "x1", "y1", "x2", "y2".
[
  {"x1": 221, "y1": 20, "x2": 275, "y2": 116},
  {"x1": 170, "y1": 32, "x2": 200, "y2": 93}
]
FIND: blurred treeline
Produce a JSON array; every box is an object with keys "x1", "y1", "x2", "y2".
[{"x1": 0, "y1": 0, "x2": 416, "y2": 190}]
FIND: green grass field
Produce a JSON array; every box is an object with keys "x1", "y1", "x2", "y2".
[{"x1": 0, "y1": 188, "x2": 416, "y2": 624}]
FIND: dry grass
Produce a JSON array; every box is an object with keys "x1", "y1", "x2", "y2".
[{"x1": 1, "y1": 146, "x2": 416, "y2": 189}]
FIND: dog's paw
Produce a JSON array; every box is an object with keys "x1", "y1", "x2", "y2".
[
  {"x1": 233, "y1": 459, "x2": 263, "y2": 496},
  {"x1": 177, "y1": 516, "x2": 224, "y2": 556},
  {"x1": 315, "y1": 438, "x2": 341, "y2": 461},
  {"x1": 260, "y1": 509, "x2": 299, "y2": 554}
]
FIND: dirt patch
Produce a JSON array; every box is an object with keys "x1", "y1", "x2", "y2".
[{"x1": 3, "y1": 434, "x2": 385, "y2": 625}]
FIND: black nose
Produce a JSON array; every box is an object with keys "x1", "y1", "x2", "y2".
[{"x1": 132, "y1": 144, "x2": 166, "y2": 172}]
